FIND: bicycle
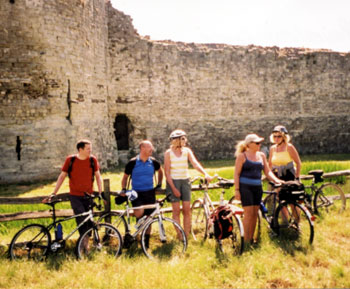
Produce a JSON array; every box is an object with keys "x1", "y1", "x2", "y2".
[
  {"x1": 9, "y1": 194, "x2": 123, "y2": 261},
  {"x1": 98, "y1": 193, "x2": 187, "y2": 260},
  {"x1": 191, "y1": 176, "x2": 244, "y2": 255},
  {"x1": 303, "y1": 170, "x2": 346, "y2": 215},
  {"x1": 229, "y1": 182, "x2": 315, "y2": 249}
]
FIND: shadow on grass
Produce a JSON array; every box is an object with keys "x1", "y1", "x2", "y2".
[
  {"x1": 0, "y1": 179, "x2": 56, "y2": 197},
  {"x1": 122, "y1": 241, "x2": 145, "y2": 259},
  {"x1": 269, "y1": 233, "x2": 313, "y2": 256}
]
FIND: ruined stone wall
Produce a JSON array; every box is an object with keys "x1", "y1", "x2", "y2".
[
  {"x1": 0, "y1": 0, "x2": 117, "y2": 184},
  {"x1": 1, "y1": 1, "x2": 350, "y2": 183},
  {"x1": 107, "y1": 5, "x2": 350, "y2": 161}
]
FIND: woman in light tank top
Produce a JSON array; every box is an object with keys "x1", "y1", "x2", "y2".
[
  {"x1": 164, "y1": 129, "x2": 214, "y2": 238},
  {"x1": 268, "y1": 125, "x2": 301, "y2": 181},
  {"x1": 234, "y1": 134, "x2": 282, "y2": 246}
]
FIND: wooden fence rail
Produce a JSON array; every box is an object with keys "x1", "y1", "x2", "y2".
[{"x1": 1, "y1": 170, "x2": 349, "y2": 222}]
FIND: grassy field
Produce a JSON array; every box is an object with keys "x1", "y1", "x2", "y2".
[{"x1": 0, "y1": 154, "x2": 349, "y2": 288}]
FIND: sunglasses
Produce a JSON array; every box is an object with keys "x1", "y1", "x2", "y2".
[
  {"x1": 253, "y1": 142, "x2": 262, "y2": 145},
  {"x1": 273, "y1": 135, "x2": 282, "y2": 139}
]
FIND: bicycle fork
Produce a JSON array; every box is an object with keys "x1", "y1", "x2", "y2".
[{"x1": 158, "y1": 215, "x2": 167, "y2": 243}]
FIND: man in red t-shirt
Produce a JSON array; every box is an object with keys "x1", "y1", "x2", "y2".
[{"x1": 43, "y1": 139, "x2": 102, "y2": 239}]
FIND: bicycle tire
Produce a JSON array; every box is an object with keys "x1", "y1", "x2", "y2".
[
  {"x1": 262, "y1": 193, "x2": 275, "y2": 226},
  {"x1": 76, "y1": 223, "x2": 123, "y2": 259},
  {"x1": 9, "y1": 224, "x2": 51, "y2": 261},
  {"x1": 191, "y1": 199, "x2": 208, "y2": 241},
  {"x1": 314, "y1": 183, "x2": 346, "y2": 215},
  {"x1": 217, "y1": 214, "x2": 244, "y2": 255},
  {"x1": 230, "y1": 196, "x2": 261, "y2": 243},
  {"x1": 141, "y1": 217, "x2": 187, "y2": 260},
  {"x1": 97, "y1": 211, "x2": 128, "y2": 237},
  {"x1": 275, "y1": 202, "x2": 314, "y2": 248}
]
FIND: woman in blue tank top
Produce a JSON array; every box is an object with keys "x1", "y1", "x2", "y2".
[{"x1": 234, "y1": 134, "x2": 282, "y2": 246}]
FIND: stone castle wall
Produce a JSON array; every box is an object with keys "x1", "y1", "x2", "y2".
[
  {"x1": 107, "y1": 6, "x2": 350, "y2": 160},
  {"x1": 0, "y1": 0, "x2": 117, "y2": 183},
  {"x1": 0, "y1": 0, "x2": 349, "y2": 183}
]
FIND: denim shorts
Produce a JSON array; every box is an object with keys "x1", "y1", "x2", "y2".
[{"x1": 166, "y1": 178, "x2": 191, "y2": 202}]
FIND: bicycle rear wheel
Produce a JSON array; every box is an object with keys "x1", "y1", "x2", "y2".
[
  {"x1": 275, "y1": 202, "x2": 314, "y2": 248},
  {"x1": 141, "y1": 217, "x2": 187, "y2": 260},
  {"x1": 314, "y1": 183, "x2": 346, "y2": 215},
  {"x1": 191, "y1": 199, "x2": 208, "y2": 241},
  {"x1": 9, "y1": 224, "x2": 51, "y2": 261},
  {"x1": 76, "y1": 223, "x2": 122, "y2": 259},
  {"x1": 217, "y1": 214, "x2": 244, "y2": 255}
]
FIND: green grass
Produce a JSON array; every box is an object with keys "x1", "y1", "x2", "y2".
[
  {"x1": 0, "y1": 154, "x2": 349, "y2": 288},
  {"x1": 0, "y1": 209, "x2": 350, "y2": 288}
]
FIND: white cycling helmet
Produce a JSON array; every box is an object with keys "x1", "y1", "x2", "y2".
[{"x1": 169, "y1": 129, "x2": 186, "y2": 140}]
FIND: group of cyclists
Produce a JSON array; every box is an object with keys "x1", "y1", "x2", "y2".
[{"x1": 43, "y1": 125, "x2": 301, "y2": 251}]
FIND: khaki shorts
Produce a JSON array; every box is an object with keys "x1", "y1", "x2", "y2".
[{"x1": 166, "y1": 178, "x2": 191, "y2": 202}]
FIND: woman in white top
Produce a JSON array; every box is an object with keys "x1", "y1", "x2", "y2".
[{"x1": 164, "y1": 129, "x2": 213, "y2": 238}]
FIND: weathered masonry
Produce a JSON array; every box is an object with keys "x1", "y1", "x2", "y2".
[{"x1": 1, "y1": 0, "x2": 350, "y2": 183}]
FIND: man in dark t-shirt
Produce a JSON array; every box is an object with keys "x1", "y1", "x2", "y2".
[{"x1": 121, "y1": 140, "x2": 163, "y2": 219}]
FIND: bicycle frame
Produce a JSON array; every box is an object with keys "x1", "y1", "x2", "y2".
[
  {"x1": 118, "y1": 200, "x2": 166, "y2": 239},
  {"x1": 47, "y1": 210, "x2": 95, "y2": 243},
  {"x1": 44, "y1": 196, "x2": 101, "y2": 249}
]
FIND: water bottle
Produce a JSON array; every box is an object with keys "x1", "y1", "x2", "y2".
[
  {"x1": 55, "y1": 223, "x2": 63, "y2": 241},
  {"x1": 219, "y1": 193, "x2": 225, "y2": 206},
  {"x1": 260, "y1": 201, "x2": 268, "y2": 214}
]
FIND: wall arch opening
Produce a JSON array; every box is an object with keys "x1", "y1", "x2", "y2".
[{"x1": 114, "y1": 114, "x2": 132, "y2": 150}]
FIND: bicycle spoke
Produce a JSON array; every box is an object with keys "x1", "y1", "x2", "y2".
[
  {"x1": 276, "y1": 203, "x2": 314, "y2": 249},
  {"x1": 77, "y1": 223, "x2": 122, "y2": 259},
  {"x1": 9, "y1": 224, "x2": 50, "y2": 261},
  {"x1": 314, "y1": 183, "x2": 346, "y2": 215},
  {"x1": 142, "y1": 218, "x2": 187, "y2": 260},
  {"x1": 191, "y1": 200, "x2": 208, "y2": 241}
]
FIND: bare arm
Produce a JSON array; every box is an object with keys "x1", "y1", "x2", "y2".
[
  {"x1": 234, "y1": 153, "x2": 244, "y2": 200},
  {"x1": 268, "y1": 146, "x2": 275, "y2": 168},
  {"x1": 157, "y1": 166, "x2": 164, "y2": 186},
  {"x1": 287, "y1": 144, "x2": 301, "y2": 178},
  {"x1": 94, "y1": 169, "x2": 102, "y2": 195},
  {"x1": 164, "y1": 150, "x2": 181, "y2": 197},
  {"x1": 121, "y1": 173, "x2": 129, "y2": 190},
  {"x1": 187, "y1": 148, "x2": 213, "y2": 182},
  {"x1": 52, "y1": 171, "x2": 67, "y2": 195},
  {"x1": 42, "y1": 171, "x2": 67, "y2": 203},
  {"x1": 261, "y1": 152, "x2": 282, "y2": 184}
]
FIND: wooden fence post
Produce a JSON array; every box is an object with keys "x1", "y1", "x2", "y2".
[{"x1": 103, "y1": 179, "x2": 111, "y2": 224}]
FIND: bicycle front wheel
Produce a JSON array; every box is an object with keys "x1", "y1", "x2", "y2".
[
  {"x1": 275, "y1": 202, "x2": 314, "y2": 248},
  {"x1": 314, "y1": 183, "x2": 346, "y2": 215},
  {"x1": 141, "y1": 217, "x2": 187, "y2": 260},
  {"x1": 191, "y1": 199, "x2": 208, "y2": 241},
  {"x1": 218, "y1": 214, "x2": 244, "y2": 255},
  {"x1": 9, "y1": 224, "x2": 51, "y2": 261},
  {"x1": 76, "y1": 223, "x2": 122, "y2": 259}
]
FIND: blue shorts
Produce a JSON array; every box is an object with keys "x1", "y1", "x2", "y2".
[{"x1": 166, "y1": 178, "x2": 191, "y2": 202}]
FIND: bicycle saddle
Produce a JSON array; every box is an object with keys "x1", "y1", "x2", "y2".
[
  {"x1": 218, "y1": 180, "x2": 234, "y2": 189},
  {"x1": 44, "y1": 199, "x2": 62, "y2": 207},
  {"x1": 308, "y1": 170, "x2": 324, "y2": 183}
]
